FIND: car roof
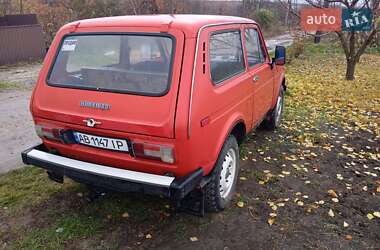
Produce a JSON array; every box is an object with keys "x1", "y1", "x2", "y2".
[{"x1": 66, "y1": 14, "x2": 256, "y2": 37}]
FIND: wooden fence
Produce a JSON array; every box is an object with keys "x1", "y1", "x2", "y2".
[{"x1": 0, "y1": 24, "x2": 45, "y2": 65}]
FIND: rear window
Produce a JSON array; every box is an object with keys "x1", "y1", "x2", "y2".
[{"x1": 48, "y1": 34, "x2": 174, "y2": 96}]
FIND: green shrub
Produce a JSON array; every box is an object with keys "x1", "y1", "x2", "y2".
[
  {"x1": 252, "y1": 9, "x2": 275, "y2": 31},
  {"x1": 287, "y1": 38, "x2": 305, "y2": 63}
]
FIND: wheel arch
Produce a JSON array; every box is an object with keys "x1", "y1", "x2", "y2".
[
  {"x1": 271, "y1": 73, "x2": 286, "y2": 109},
  {"x1": 230, "y1": 121, "x2": 246, "y2": 145},
  {"x1": 205, "y1": 116, "x2": 246, "y2": 176},
  {"x1": 281, "y1": 77, "x2": 286, "y2": 92}
]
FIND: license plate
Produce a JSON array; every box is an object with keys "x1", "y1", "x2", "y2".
[{"x1": 73, "y1": 132, "x2": 129, "y2": 152}]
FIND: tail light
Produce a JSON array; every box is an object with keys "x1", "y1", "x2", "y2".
[
  {"x1": 35, "y1": 124, "x2": 62, "y2": 141},
  {"x1": 132, "y1": 142, "x2": 175, "y2": 164}
]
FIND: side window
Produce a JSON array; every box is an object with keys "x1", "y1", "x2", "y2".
[
  {"x1": 210, "y1": 30, "x2": 245, "y2": 84},
  {"x1": 245, "y1": 29, "x2": 266, "y2": 67}
]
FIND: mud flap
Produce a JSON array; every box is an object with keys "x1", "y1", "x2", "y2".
[
  {"x1": 47, "y1": 171, "x2": 64, "y2": 183},
  {"x1": 175, "y1": 177, "x2": 210, "y2": 217}
]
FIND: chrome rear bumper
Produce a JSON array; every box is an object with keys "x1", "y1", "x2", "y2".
[{"x1": 21, "y1": 144, "x2": 203, "y2": 200}]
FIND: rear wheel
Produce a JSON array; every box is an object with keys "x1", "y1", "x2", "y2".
[
  {"x1": 262, "y1": 86, "x2": 284, "y2": 130},
  {"x1": 205, "y1": 135, "x2": 239, "y2": 212}
]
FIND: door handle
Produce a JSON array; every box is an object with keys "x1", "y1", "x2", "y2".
[{"x1": 253, "y1": 74, "x2": 260, "y2": 82}]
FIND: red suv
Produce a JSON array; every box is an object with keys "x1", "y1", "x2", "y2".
[{"x1": 22, "y1": 15, "x2": 286, "y2": 213}]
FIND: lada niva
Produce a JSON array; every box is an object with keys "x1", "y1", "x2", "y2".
[{"x1": 22, "y1": 15, "x2": 286, "y2": 213}]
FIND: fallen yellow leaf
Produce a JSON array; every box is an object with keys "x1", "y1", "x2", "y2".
[
  {"x1": 331, "y1": 198, "x2": 339, "y2": 203},
  {"x1": 327, "y1": 190, "x2": 338, "y2": 198},
  {"x1": 267, "y1": 218, "x2": 275, "y2": 226},
  {"x1": 237, "y1": 201, "x2": 244, "y2": 208},
  {"x1": 190, "y1": 236, "x2": 198, "y2": 242},
  {"x1": 367, "y1": 213, "x2": 374, "y2": 220},
  {"x1": 328, "y1": 209, "x2": 335, "y2": 217},
  {"x1": 297, "y1": 201, "x2": 304, "y2": 206},
  {"x1": 373, "y1": 211, "x2": 380, "y2": 218}
]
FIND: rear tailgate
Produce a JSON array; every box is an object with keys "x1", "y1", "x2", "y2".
[{"x1": 32, "y1": 28, "x2": 185, "y2": 139}]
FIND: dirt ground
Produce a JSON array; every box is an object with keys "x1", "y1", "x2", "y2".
[
  {"x1": 1, "y1": 125, "x2": 378, "y2": 249},
  {"x1": 0, "y1": 62, "x2": 42, "y2": 174},
  {"x1": 0, "y1": 90, "x2": 40, "y2": 174},
  {"x1": 0, "y1": 62, "x2": 41, "y2": 86},
  {"x1": 138, "y1": 127, "x2": 380, "y2": 249}
]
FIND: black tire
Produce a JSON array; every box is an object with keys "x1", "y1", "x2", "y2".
[
  {"x1": 262, "y1": 86, "x2": 285, "y2": 130},
  {"x1": 205, "y1": 135, "x2": 239, "y2": 212}
]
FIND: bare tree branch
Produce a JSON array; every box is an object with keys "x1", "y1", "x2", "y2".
[
  {"x1": 129, "y1": 0, "x2": 138, "y2": 15},
  {"x1": 355, "y1": 28, "x2": 378, "y2": 57},
  {"x1": 278, "y1": 0, "x2": 301, "y2": 18},
  {"x1": 304, "y1": 0, "x2": 324, "y2": 8}
]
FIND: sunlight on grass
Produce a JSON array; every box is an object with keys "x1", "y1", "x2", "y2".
[{"x1": 0, "y1": 81, "x2": 18, "y2": 89}]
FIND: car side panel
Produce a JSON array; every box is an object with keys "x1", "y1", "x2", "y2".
[
  {"x1": 270, "y1": 66, "x2": 285, "y2": 109},
  {"x1": 253, "y1": 26, "x2": 285, "y2": 110},
  {"x1": 249, "y1": 63, "x2": 274, "y2": 124},
  {"x1": 242, "y1": 24, "x2": 274, "y2": 125},
  {"x1": 184, "y1": 24, "x2": 253, "y2": 175}
]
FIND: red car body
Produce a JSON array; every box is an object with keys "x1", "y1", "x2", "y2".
[{"x1": 22, "y1": 15, "x2": 285, "y2": 208}]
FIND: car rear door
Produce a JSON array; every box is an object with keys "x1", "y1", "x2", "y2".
[
  {"x1": 32, "y1": 28, "x2": 185, "y2": 139},
  {"x1": 243, "y1": 24, "x2": 274, "y2": 125}
]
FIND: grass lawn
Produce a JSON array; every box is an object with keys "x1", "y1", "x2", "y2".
[
  {"x1": 0, "y1": 43, "x2": 379, "y2": 249},
  {"x1": 0, "y1": 81, "x2": 18, "y2": 90}
]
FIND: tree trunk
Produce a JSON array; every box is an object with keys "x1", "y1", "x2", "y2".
[
  {"x1": 345, "y1": 59, "x2": 356, "y2": 80},
  {"x1": 314, "y1": 31, "x2": 322, "y2": 43},
  {"x1": 285, "y1": 0, "x2": 291, "y2": 27},
  {"x1": 314, "y1": 0, "x2": 329, "y2": 44}
]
